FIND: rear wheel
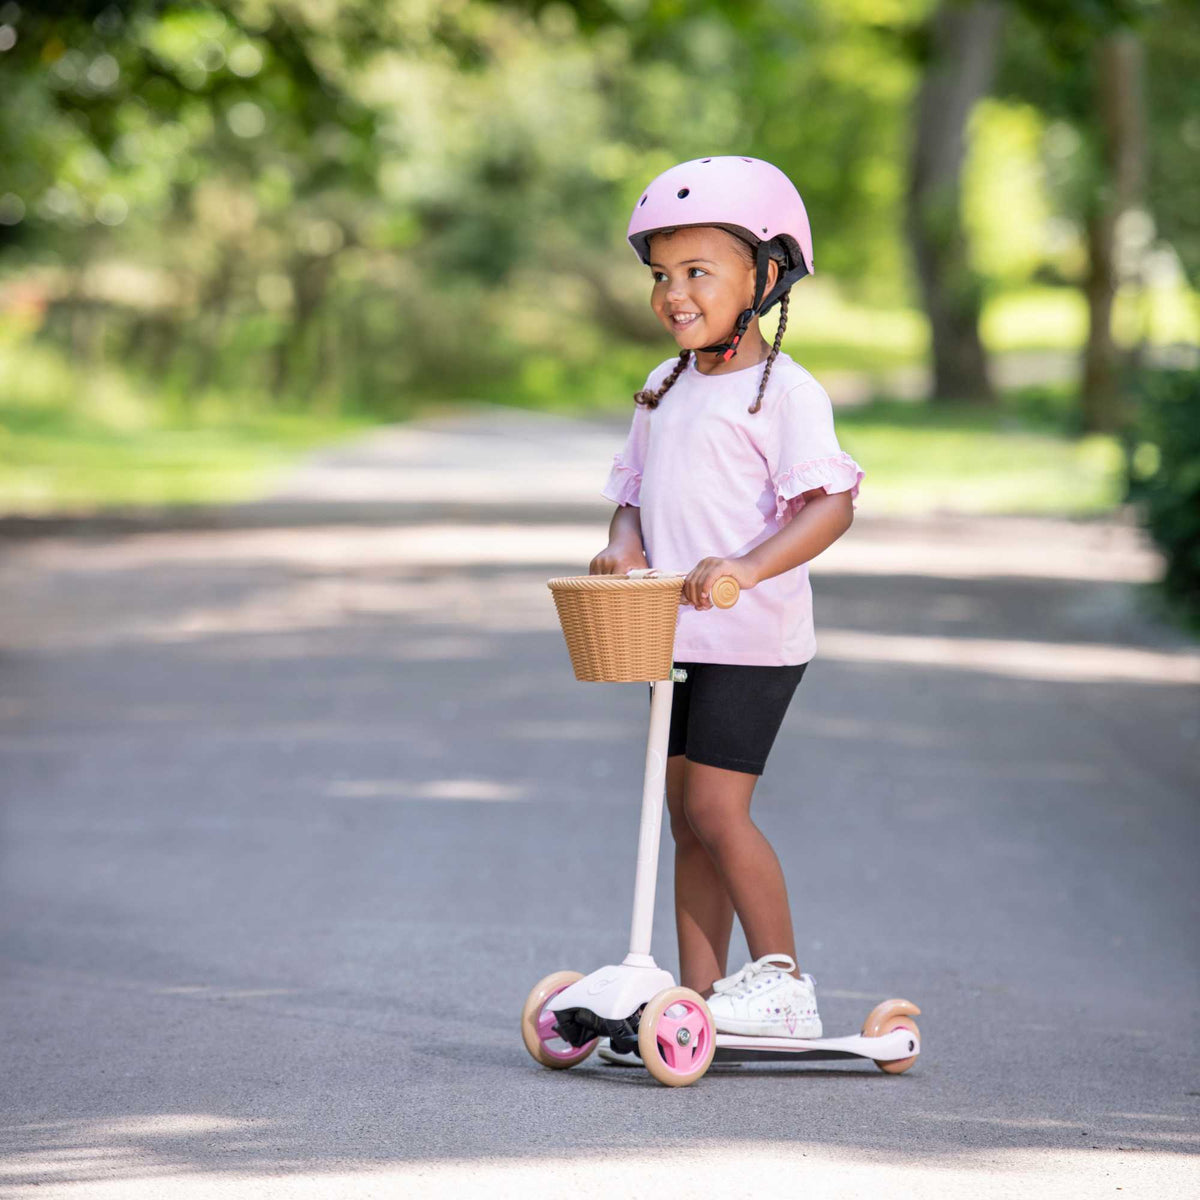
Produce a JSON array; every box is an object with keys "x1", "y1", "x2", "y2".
[{"x1": 862, "y1": 998, "x2": 921, "y2": 1074}]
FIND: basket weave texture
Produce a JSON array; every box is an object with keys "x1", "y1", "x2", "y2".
[{"x1": 547, "y1": 575, "x2": 682, "y2": 682}]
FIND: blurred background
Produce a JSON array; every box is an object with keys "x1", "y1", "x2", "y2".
[{"x1": 1, "y1": 0, "x2": 1197, "y2": 619}]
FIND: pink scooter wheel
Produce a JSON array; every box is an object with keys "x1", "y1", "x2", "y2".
[
  {"x1": 637, "y1": 987, "x2": 716, "y2": 1087},
  {"x1": 521, "y1": 971, "x2": 599, "y2": 1069}
]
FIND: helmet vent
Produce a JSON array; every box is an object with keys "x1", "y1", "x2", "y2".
[
  {"x1": 701, "y1": 158, "x2": 712, "y2": 163},
  {"x1": 742, "y1": 157, "x2": 752, "y2": 162},
  {"x1": 677, "y1": 188, "x2": 690, "y2": 198},
  {"x1": 639, "y1": 195, "x2": 647, "y2": 206}
]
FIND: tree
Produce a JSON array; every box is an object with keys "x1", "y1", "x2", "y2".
[
  {"x1": 997, "y1": 0, "x2": 1155, "y2": 433},
  {"x1": 1082, "y1": 29, "x2": 1145, "y2": 430},
  {"x1": 905, "y1": 0, "x2": 1005, "y2": 404}
]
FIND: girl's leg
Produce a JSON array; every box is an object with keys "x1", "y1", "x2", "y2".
[
  {"x1": 665, "y1": 755, "x2": 734, "y2": 998},
  {"x1": 681, "y1": 759, "x2": 802, "y2": 982}
]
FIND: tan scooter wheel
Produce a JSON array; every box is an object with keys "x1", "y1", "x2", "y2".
[
  {"x1": 862, "y1": 998, "x2": 921, "y2": 1074},
  {"x1": 521, "y1": 971, "x2": 598, "y2": 1069},
  {"x1": 637, "y1": 987, "x2": 716, "y2": 1087}
]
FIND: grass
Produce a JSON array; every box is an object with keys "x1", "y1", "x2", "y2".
[
  {"x1": 0, "y1": 341, "x2": 373, "y2": 513},
  {"x1": 0, "y1": 415, "x2": 372, "y2": 511},
  {"x1": 833, "y1": 388, "x2": 1126, "y2": 517}
]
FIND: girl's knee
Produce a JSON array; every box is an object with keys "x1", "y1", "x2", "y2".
[
  {"x1": 683, "y1": 792, "x2": 748, "y2": 851},
  {"x1": 667, "y1": 794, "x2": 699, "y2": 845}
]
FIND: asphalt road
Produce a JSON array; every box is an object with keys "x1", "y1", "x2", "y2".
[{"x1": 1, "y1": 404, "x2": 1198, "y2": 1198}]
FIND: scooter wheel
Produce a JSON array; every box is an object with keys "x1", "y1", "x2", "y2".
[
  {"x1": 862, "y1": 997, "x2": 921, "y2": 1074},
  {"x1": 521, "y1": 971, "x2": 598, "y2": 1069},
  {"x1": 637, "y1": 987, "x2": 716, "y2": 1087}
]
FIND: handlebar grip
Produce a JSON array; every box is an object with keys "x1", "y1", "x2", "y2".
[{"x1": 710, "y1": 575, "x2": 740, "y2": 609}]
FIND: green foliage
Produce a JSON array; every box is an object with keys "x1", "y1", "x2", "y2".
[
  {"x1": 0, "y1": 0, "x2": 1196, "y2": 448},
  {"x1": 995, "y1": 0, "x2": 1200, "y2": 291},
  {"x1": 1143, "y1": 0, "x2": 1200, "y2": 289},
  {"x1": 1120, "y1": 366, "x2": 1200, "y2": 624},
  {"x1": 0, "y1": 333, "x2": 1126, "y2": 515}
]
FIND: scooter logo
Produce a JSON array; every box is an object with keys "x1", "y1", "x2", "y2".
[{"x1": 587, "y1": 974, "x2": 618, "y2": 995}]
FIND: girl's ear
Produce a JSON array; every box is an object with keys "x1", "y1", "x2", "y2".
[{"x1": 766, "y1": 257, "x2": 779, "y2": 293}]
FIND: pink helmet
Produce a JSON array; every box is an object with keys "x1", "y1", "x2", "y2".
[{"x1": 627, "y1": 156, "x2": 814, "y2": 359}]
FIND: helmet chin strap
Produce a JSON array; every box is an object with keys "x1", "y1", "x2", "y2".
[{"x1": 697, "y1": 239, "x2": 773, "y2": 361}]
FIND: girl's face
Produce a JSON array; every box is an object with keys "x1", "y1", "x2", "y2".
[{"x1": 647, "y1": 226, "x2": 776, "y2": 353}]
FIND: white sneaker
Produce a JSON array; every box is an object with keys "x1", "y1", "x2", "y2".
[
  {"x1": 705, "y1": 953, "x2": 822, "y2": 1038},
  {"x1": 596, "y1": 1037, "x2": 643, "y2": 1066}
]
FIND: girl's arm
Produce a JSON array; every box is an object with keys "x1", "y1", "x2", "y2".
[
  {"x1": 681, "y1": 489, "x2": 852, "y2": 609},
  {"x1": 744, "y1": 489, "x2": 853, "y2": 584},
  {"x1": 590, "y1": 504, "x2": 650, "y2": 575}
]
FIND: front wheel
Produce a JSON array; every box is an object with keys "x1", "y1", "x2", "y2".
[
  {"x1": 521, "y1": 971, "x2": 598, "y2": 1069},
  {"x1": 637, "y1": 987, "x2": 716, "y2": 1087}
]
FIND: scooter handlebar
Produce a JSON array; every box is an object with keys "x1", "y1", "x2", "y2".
[
  {"x1": 624, "y1": 568, "x2": 740, "y2": 609},
  {"x1": 709, "y1": 576, "x2": 740, "y2": 609}
]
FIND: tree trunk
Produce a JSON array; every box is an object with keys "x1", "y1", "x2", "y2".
[
  {"x1": 190, "y1": 243, "x2": 239, "y2": 396},
  {"x1": 905, "y1": 0, "x2": 1005, "y2": 404},
  {"x1": 1081, "y1": 30, "x2": 1145, "y2": 434},
  {"x1": 271, "y1": 254, "x2": 331, "y2": 400}
]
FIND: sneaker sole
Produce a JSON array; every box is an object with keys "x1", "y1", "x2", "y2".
[{"x1": 597, "y1": 1048, "x2": 643, "y2": 1067}]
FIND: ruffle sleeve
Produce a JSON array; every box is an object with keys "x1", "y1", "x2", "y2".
[
  {"x1": 772, "y1": 450, "x2": 864, "y2": 525},
  {"x1": 601, "y1": 453, "x2": 642, "y2": 507},
  {"x1": 763, "y1": 377, "x2": 863, "y2": 526},
  {"x1": 600, "y1": 385, "x2": 656, "y2": 508}
]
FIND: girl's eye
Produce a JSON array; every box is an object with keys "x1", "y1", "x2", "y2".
[
  {"x1": 688, "y1": 267, "x2": 707, "y2": 278},
  {"x1": 652, "y1": 271, "x2": 667, "y2": 283}
]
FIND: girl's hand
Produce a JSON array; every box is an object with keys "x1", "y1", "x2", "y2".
[
  {"x1": 682, "y1": 556, "x2": 757, "y2": 610},
  {"x1": 590, "y1": 540, "x2": 649, "y2": 576}
]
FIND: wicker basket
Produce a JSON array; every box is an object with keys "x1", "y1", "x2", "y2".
[{"x1": 547, "y1": 574, "x2": 684, "y2": 682}]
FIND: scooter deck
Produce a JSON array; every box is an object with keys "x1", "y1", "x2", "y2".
[{"x1": 713, "y1": 1028, "x2": 917, "y2": 1064}]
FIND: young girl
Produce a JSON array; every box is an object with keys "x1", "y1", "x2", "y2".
[{"x1": 588, "y1": 156, "x2": 863, "y2": 1063}]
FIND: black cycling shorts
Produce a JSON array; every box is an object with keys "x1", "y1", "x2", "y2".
[{"x1": 648, "y1": 659, "x2": 809, "y2": 777}]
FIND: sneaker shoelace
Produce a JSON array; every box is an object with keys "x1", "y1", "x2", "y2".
[{"x1": 711, "y1": 953, "x2": 799, "y2": 999}]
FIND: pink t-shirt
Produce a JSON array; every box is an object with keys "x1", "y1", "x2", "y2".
[{"x1": 601, "y1": 351, "x2": 864, "y2": 667}]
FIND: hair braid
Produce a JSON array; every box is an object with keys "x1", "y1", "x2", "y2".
[
  {"x1": 634, "y1": 349, "x2": 691, "y2": 410},
  {"x1": 749, "y1": 290, "x2": 789, "y2": 415}
]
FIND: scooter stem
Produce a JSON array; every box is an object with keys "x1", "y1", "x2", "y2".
[{"x1": 626, "y1": 676, "x2": 673, "y2": 960}]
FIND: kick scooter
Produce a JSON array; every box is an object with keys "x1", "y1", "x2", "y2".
[{"x1": 521, "y1": 568, "x2": 921, "y2": 1087}]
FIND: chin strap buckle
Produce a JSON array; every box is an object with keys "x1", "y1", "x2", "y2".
[{"x1": 717, "y1": 307, "x2": 756, "y2": 361}]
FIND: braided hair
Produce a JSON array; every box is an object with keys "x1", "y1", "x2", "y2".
[
  {"x1": 633, "y1": 230, "x2": 789, "y2": 413},
  {"x1": 634, "y1": 348, "x2": 691, "y2": 410},
  {"x1": 748, "y1": 289, "x2": 788, "y2": 415}
]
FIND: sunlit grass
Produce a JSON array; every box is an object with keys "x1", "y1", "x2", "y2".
[
  {"x1": 835, "y1": 392, "x2": 1125, "y2": 516},
  {"x1": 0, "y1": 341, "x2": 371, "y2": 513},
  {"x1": 0, "y1": 421, "x2": 372, "y2": 511}
]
